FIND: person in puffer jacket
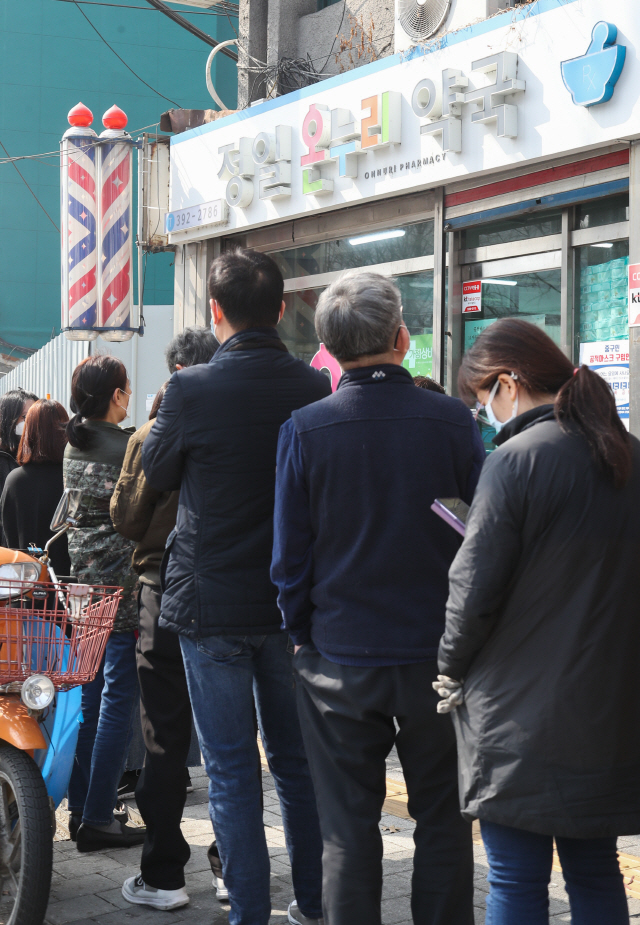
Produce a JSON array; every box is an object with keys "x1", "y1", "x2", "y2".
[{"x1": 437, "y1": 317, "x2": 640, "y2": 925}]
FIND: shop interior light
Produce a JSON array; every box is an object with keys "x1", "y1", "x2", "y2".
[
  {"x1": 591, "y1": 242, "x2": 614, "y2": 248},
  {"x1": 348, "y1": 229, "x2": 406, "y2": 246},
  {"x1": 482, "y1": 278, "x2": 518, "y2": 287}
]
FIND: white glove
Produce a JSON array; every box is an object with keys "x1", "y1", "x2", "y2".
[{"x1": 433, "y1": 675, "x2": 464, "y2": 713}]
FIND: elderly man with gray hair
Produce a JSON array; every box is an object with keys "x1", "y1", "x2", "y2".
[{"x1": 272, "y1": 270, "x2": 485, "y2": 925}]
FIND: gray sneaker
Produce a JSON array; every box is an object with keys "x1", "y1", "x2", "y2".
[{"x1": 288, "y1": 900, "x2": 324, "y2": 925}]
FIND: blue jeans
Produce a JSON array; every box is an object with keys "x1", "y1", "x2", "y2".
[
  {"x1": 180, "y1": 632, "x2": 323, "y2": 925},
  {"x1": 481, "y1": 820, "x2": 629, "y2": 925},
  {"x1": 68, "y1": 631, "x2": 139, "y2": 826}
]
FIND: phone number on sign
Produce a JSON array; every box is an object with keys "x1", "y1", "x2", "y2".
[{"x1": 165, "y1": 199, "x2": 228, "y2": 233}]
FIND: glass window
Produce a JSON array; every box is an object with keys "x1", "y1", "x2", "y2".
[
  {"x1": 463, "y1": 269, "x2": 561, "y2": 452},
  {"x1": 271, "y1": 221, "x2": 434, "y2": 280},
  {"x1": 279, "y1": 270, "x2": 435, "y2": 382},
  {"x1": 463, "y1": 270, "x2": 561, "y2": 353},
  {"x1": 576, "y1": 194, "x2": 628, "y2": 230},
  {"x1": 461, "y1": 211, "x2": 562, "y2": 249},
  {"x1": 576, "y1": 241, "x2": 629, "y2": 350}
]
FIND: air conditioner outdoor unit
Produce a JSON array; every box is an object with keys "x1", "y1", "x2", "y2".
[{"x1": 395, "y1": 0, "x2": 452, "y2": 53}]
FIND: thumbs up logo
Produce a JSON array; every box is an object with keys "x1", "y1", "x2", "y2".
[{"x1": 561, "y1": 22, "x2": 626, "y2": 107}]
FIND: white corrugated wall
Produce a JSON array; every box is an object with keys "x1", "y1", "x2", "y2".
[{"x1": 0, "y1": 334, "x2": 90, "y2": 412}]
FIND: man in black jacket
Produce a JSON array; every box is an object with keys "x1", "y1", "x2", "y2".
[
  {"x1": 142, "y1": 249, "x2": 330, "y2": 925},
  {"x1": 271, "y1": 271, "x2": 485, "y2": 925}
]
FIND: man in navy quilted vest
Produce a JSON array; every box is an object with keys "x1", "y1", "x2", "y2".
[
  {"x1": 142, "y1": 249, "x2": 330, "y2": 925},
  {"x1": 272, "y1": 270, "x2": 485, "y2": 925}
]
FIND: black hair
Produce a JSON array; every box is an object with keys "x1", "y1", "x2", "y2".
[
  {"x1": 459, "y1": 318, "x2": 632, "y2": 488},
  {"x1": 165, "y1": 326, "x2": 218, "y2": 374},
  {"x1": 67, "y1": 355, "x2": 128, "y2": 451},
  {"x1": 0, "y1": 388, "x2": 39, "y2": 457},
  {"x1": 208, "y1": 248, "x2": 284, "y2": 329},
  {"x1": 413, "y1": 375, "x2": 446, "y2": 394},
  {"x1": 149, "y1": 382, "x2": 169, "y2": 420}
]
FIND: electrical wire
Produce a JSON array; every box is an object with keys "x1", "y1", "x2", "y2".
[
  {"x1": 317, "y1": 0, "x2": 346, "y2": 73},
  {"x1": 0, "y1": 138, "x2": 59, "y2": 231},
  {"x1": 143, "y1": 0, "x2": 238, "y2": 61},
  {"x1": 71, "y1": 0, "x2": 181, "y2": 106},
  {"x1": 54, "y1": 0, "x2": 239, "y2": 13}
]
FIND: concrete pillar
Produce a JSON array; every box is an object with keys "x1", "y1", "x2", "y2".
[
  {"x1": 238, "y1": 0, "x2": 268, "y2": 108},
  {"x1": 267, "y1": 0, "x2": 315, "y2": 69},
  {"x1": 629, "y1": 141, "x2": 640, "y2": 437}
]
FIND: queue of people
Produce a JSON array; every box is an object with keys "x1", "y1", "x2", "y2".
[{"x1": 0, "y1": 248, "x2": 637, "y2": 925}]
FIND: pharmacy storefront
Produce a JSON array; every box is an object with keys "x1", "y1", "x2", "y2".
[{"x1": 166, "y1": 0, "x2": 639, "y2": 437}]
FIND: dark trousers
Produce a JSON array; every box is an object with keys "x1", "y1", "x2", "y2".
[
  {"x1": 135, "y1": 584, "x2": 192, "y2": 890},
  {"x1": 294, "y1": 646, "x2": 474, "y2": 925}
]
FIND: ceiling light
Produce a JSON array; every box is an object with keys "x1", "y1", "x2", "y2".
[
  {"x1": 591, "y1": 242, "x2": 614, "y2": 248},
  {"x1": 482, "y1": 278, "x2": 518, "y2": 287},
  {"x1": 348, "y1": 230, "x2": 406, "y2": 246}
]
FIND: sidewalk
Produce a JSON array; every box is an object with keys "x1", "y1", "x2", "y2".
[{"x1": 46, "y1": 760, "x2": 640, "y2": 925}]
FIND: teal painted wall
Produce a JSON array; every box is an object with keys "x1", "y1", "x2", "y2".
[{"x1": 0, "y1": 0, "x2": 237, "y2": 350}]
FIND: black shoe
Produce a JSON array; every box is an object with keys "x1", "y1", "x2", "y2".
[
  {"x1": 117, "y1": 769, "x2": 141, "y2": 801},
  {"x1": 76, "y1": 820, "x2": 146, "y2": 852},
  {"x1": 69, "y1": 813, "x2": 82, "y2": 842},
  {"x1": 114, "y1": 800, "x2": 129, "y2": 823}
]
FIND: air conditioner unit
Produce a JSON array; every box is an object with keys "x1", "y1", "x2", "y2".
[{"x1": 395, "y1": 0, "x2": 451, "y2": 53}]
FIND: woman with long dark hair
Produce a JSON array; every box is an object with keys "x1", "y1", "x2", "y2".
[
  {"x1": 436, "y1": 318, "x2": 640, "y2": 925},
  {"x1": 1, "y1": 399, "x2": 71, "y2": 576},
  {"x1": 64, "y1": 355, "x2": 145, "y2": 851},
  {"x1": 0, "y1": 388, "x2": 38, "y2": 501}
]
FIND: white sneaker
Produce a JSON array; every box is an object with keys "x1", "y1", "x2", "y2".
[
  {"x1": 213, "y1": 875, "x2": 229, "y2": 901},
  {"x1": 122, "y1": 874, "x2": 189, "y2": 910},
  {"x1": 288, "y1": 900, "x2": 324, "y2": 924}
]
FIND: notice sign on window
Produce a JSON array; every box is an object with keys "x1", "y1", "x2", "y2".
[
  {"x1": 579, "y1": 340, "x2": 629, "y2": 429},
  {"x1": 462, "y1": 280, "x2": 482, "y2": 314},
  {"x1": 629, "y1": 264, "x2": 640, "y2": 326}
]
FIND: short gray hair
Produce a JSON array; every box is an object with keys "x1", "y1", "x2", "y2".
[{"x1": 314, "y1": 271, "x2": 402, "y2": 362}]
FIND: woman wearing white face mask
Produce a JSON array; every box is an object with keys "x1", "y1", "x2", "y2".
[
  {"x1": 0, "y1": 388, "x2": 38, "y2": 533},
  {"x1": 436, "y1": 317, "x2": 640, "y2": 925},
  {"x1": 64, "y1": 355, "x2": 145, "y2": 852}
]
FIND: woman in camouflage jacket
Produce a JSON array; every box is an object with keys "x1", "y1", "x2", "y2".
[{"x1": 65, "y1": 356, "x2": 145, "y2": 852}]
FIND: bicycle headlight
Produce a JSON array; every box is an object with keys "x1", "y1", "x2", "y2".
[
  {"x1": 21, "y1": 674, "x2": 55, "y2": 711},
  {"x1": 0, "y1": 562, "x2": 41, "y2": 599}
]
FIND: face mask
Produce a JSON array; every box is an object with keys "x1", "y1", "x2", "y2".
[
  {"x1": 14, "y1": 421, "x2": 24, "y2": 437},
  {"x1": 210, "y1": 314, "x2": 220, "y2": 345},
  {"x1": 117, "y1": 390, "x2": 131, "y2": 421},
  {"x1": 484, "y1": 375, "x2": 519, "y2": 435}
]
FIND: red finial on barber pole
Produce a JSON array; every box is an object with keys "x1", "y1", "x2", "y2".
[
  {"x1": 102, "y1": 105, "x2": 128, "y2": 130},
  {"x1": 67, "y1": 102, "x2": 93, "y2": 127}
]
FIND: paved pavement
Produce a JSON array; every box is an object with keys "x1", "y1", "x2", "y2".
[{"x1": 46, "y1": 761, "x2": 640, "y2": 924}]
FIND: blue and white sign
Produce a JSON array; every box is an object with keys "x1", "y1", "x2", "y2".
[
  {"x1": 164, "y1": 199, "x2": 228, "y2": 234},
  {"x1": 561, "y1": 21, "x2": 626, "y2": 107},
  {"x1": 579, "y1": 340, "x2": 629, "y2": 429}
]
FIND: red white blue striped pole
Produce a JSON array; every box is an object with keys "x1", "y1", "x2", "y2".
[
  {"x1": 61, "y1": 102, "x2": 99, "y2": 341},
  {"x1": 97, "y1": 105, "x2": 138, "y2": 342}
]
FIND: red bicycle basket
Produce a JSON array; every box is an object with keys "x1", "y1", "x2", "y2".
[{"x1": 0, "y1": 580, "x2": 121, "y2": 689}]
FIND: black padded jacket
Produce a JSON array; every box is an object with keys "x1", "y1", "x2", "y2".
[{"x1": 439, "y1": 405, "x2": 640, "y2": 838}]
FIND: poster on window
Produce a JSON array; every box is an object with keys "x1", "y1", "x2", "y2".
[
  {"x1": 579, "y1": 340, "x2": 629, "y2": 429},
  {"x1": 403, "y1": 333, "x2": 433, "y2": 377},
  {"x1": 462, "y1": 281, "x2": 482, "y2": 314},
  {"x1": 628, "y1": 265, "x2": 640, "y2": 326}
]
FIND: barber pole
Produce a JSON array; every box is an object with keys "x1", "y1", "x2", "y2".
[
  {"x1": 60, "y1": 102, "x2": 99, "y2": 341},
  {"x1": 98, "y1": 105, "x2": 137, "y2": 342}
]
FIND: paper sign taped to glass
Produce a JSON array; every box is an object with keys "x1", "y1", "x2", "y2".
[{"x1": 579, "y1": 340, "x2": 629, "y2": 429}]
